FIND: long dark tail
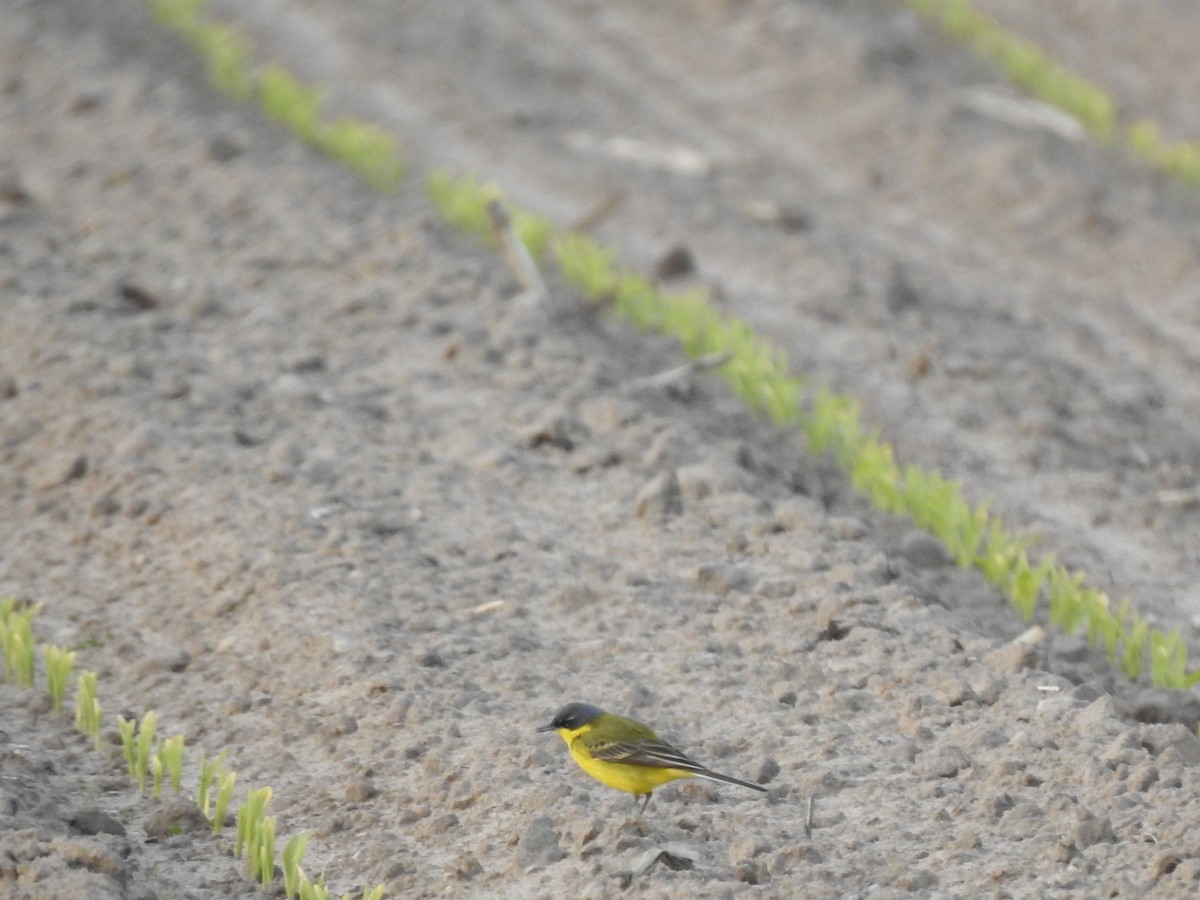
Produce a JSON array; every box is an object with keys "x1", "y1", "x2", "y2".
[{"x1": 693, "y1": 768, "x2": 767, "y2": 792}]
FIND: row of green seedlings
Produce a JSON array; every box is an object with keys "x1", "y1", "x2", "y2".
[
  {"x1": 139, "y1": 0, "x2": 1197, "y2": 686},
  {"x1": 426, "y1": 171, "x2": 1200, "y2": 692},
  {"x1": 905, "y1": 0, "x2": 1200, "y2": 186},
  {"x1": 144, "y1": 0, "x2": 404, "y2": 191},
  {"x1": 0, "y1": 599, "x2": 384, "y2": 900}
]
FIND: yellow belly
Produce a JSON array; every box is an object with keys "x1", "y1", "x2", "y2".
[{"x1": 569, "y1": 742, "x2": 695, "y2": 795}]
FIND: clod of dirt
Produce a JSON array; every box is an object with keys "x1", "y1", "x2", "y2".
[
  {"x1": 69, "y1": 809, "x2": 126, "y2": 837},
  {"x1": 117, "y1": 280, "x2": 159, "y2": 311},
  {"x1": 144, "y1": 798, "x2": 209, "y2": 838},
  {"x1": 654, "y1": 244, "x2": 696, "y2": 280}
]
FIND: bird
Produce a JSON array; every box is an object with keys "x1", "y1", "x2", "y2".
[{"x1": 538, "y1": 701, "x2": 767, "y2": 813}]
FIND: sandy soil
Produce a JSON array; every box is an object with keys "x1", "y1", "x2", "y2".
[
  {"x1": 3, "y1": 0, "x2": 1200, "y2": 897},
  {"x1": 208, "y1": 0, "x2": 1200, "y2": 637}
]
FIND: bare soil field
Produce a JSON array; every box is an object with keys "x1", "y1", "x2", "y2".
[{"x1": 3, "y1": 1, "x2": 1200, "y2": 897}]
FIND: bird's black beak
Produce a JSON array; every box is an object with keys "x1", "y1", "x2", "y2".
[{"x1": 536, "y1": 722, "x2": 556, "y2": 733}]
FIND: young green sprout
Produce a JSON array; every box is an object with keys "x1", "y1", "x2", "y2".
[
  {"x1": 158, "y1": 735, "x2": 185, "y2": 794},
  {"x1": 426, "y1": 170, "x2": 499, "y2": 247},
  {"x1": 212, "y1": 769, "x2": 238, "y2": 834},
  {"x1": 74, "y1": 670, "x2": 103, "y2": 749},
  {"x1": 315, "y1": 119, "x2": 405, "y2": 192},
  {"x1": 197, "y1": 748, "x2": 226, "y2": 819},
  {"x1": 298, "y1": 871, "x2": 330, "y2": 900},
  {"x1": 235, "y1": 785, "x2": 273, "y2": 859},
  {"x1": 255, "y1": 815, "x2": 277, "y2": 888},
  {"x1": 43, "y1": 645, "x2": 76, "y2": 714},
  {"x1": 151, "y1": 754, "x2": 165, "y2": 800},
  {"x1": 1122, "y1": 619, "x2": 1149, "y2": 681},
  {"x1": 259, "y1": 65, "x2": 323, "y2": 142},
  {"x1": 135, "y1": 711, "x2": 158, "y2": 792},
  {"x1": 117, "y1": 715, "x2": 138, "y2": 776},
  {"x1": 0, "y1": 606, "x2": 36, "y2": 687},
  {"x1": 282, "y1": 832, "x2": 312, "y2": 900}
]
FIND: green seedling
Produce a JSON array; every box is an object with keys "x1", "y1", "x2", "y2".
[
  {"x1": 197, "y1": 748, "x2": 228, "y2": 819},
  {"x1": 1086, "y1": 592, "x2": 1123, "y2": 662},
  {"x1": 74, "y1": 670, "x2": 103, "y2": 748},
  {"x1": 760, "y1": 367, "x2": 803, "y2": 425},
  {"x1": 191, "y1": 18, "x2": 254, "y2": 100},
  {"x1": 147, "y1": 0, "x2": 252, "y2": 99},
  {"x1": 254, "y1": 815, "x2": 277, "y2": 887},
  {"x1": 213, "y1": 769, "x2": 238, "y2": 834},
  {"x1": 616, "y1": 272, "x2": 665, "y2": 330},
  {"x1": 149, "y1": 0, "x2": 404, "y2": 186},
  {"x1": 427, "y1": 170, "x2": 501, "y2": 246},
  {"x1": 975, "y1": 519, "x2": 1026, "y2": 588},
  {"x1": 282, "y1": 832, "x2": 312, "y2": 899},
  {"x1": 299, "y1": 871, "x2": 330, "y2": 900},
  {"x1": 905, "y1": 0, "x2": 1114, "y2": 140},
  {"x1": 554, "y1": 231, "x2": 619, "y2": 299},
  {"x1": 908, "y1": 0, "x2": 1200, "y2": 189},
  {"x1": 236, "y1": 787, "x2": 279, "y2": 888},
  {"x1": 1148, "y1": 628, "x2": 1200, "y2": 688},
  {"x1": 117, "y1": 712, "x2": 159, "y2": 791},
  {"x1": 512, "y1": 209, "x2": 554, "y2": 261},
  {"x1": 135, "y1": 711, "x2": 158, "y2": 792},
  {"x1": 1149, "y1": 629, "x2": 1189, "y2": 689},
  {"x1": 118, "y1": 715, "x2": 138, "y2": 775},
  {"x1": 946, "y1": 496, "x2": 990, "y2": 569},
  {"x1": 802, "y1": 389, "x2": 856, "y2": 458},
  {"x1": 151, "y1": 754, "x2": 166, "y2": 800},
  {"x1": 899, "y1": 466, "x2": 987, "y2": 564},
  {"x1": 0, "y1": 604, "x2": 36, "y2": 687},
  {"x1": 851, "y1": 439, "x2": 904, "y2": 515},
  {"x1": 1126, "y1": 121, "x2": 1200, "y2": 186},
  {"x1": 1121, "y1": 618, "x2": 1149, "y2": 681},
  {"x1": 314, "y1": 119, "x2": 405, "y2": 192},
  {"x1": 259, "y1": 66, "x2": 323, "y2": 142},
  {"x1": 658, "y1": 287, "x2": 714, "y2": 351},
  {"x1": 1048, "y1": 567, "x2": 1086, "y2": 636},
  {"x1": 236, "y1": 785, "x2": 273, "y2": 859},
  {"x1": 158, "y1": 734, "x2": 186, "y2": 794},
  {"x1": 1011, "y1": 551, "x2": 1051, "y2": 622},
  {"x1": 43, "y1": 645, "x2": 76, "y2": 714}
]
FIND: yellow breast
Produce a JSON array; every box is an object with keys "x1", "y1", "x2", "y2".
[{"x1": 569, "y1": 738, "x2": 695, "y2": 795}]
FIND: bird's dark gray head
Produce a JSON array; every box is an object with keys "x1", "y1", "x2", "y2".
[{"x1": 537, "y1": 702, "x2": 604, "y2": 732}]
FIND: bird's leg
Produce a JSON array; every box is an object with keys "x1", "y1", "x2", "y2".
[{"x1": 638, "y1": 792, "x2": 652, "y2": 815}]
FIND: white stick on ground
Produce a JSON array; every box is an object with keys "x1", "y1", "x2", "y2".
[{"x1": 488, "y1": 199, "x2": 547, "y2": 303}]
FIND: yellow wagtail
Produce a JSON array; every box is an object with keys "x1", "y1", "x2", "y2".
[{"x1": 538, "y1": 702, "x2": 767, "y2": 813}]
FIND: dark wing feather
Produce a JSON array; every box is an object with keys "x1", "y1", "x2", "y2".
[
  {"x1": 589, "y1": 736, "x2": 704, "y2": 771},
  {"x1": 590, "y1": 736, "x2": 767, "y2": 792}
]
